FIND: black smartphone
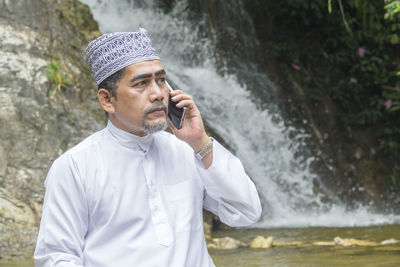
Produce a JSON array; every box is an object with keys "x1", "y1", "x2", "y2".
[{"x1": 166, "y1": 81, "x2": 186, "y2": 129}]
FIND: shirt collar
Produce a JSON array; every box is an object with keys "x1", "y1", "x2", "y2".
[{"x1": 106, "y1": 120, "x2": 154, "y2": 152}]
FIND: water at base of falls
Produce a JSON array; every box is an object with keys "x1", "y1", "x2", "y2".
[
  {"x1": 211, "y1": 225, "x2": 400, "y2": 266},
  {"x1": 79, "y1": 0, "x2": 400, "y2": 227},
  {"x1": 4, "y1": 225, "x2": 400, "y2": 266}
]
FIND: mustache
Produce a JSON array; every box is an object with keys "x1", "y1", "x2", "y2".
[{"x1": 143, "y1": 102, "x2": 168, "y2": 116}]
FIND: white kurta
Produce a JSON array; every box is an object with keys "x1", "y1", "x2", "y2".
[{"x1": 34, "y1": 121, "x2": 262, "y2": 267}]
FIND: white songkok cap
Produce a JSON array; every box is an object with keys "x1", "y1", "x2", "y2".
[{"x1": 85, "y1": 28, "x2": 160, "y2": 86}]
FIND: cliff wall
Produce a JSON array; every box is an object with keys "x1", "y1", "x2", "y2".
[{"x1": 0, "y1": 0, "x2": 102, "y2": 260}]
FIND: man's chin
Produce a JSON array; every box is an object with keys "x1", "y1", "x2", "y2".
[{"x1": 142, "y1": 119, "x2": 168, "y2": 134}]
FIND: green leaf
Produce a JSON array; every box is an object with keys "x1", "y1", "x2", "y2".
[
  {"x1": 328, "y1": 0, "x2": 332, "y2": 14},
  {"x1": 389, "y1": 105, "x2": 400, "y2": 112},
  {"x1": 391, "y1": 34, "x2": 399, "y2": 44}
]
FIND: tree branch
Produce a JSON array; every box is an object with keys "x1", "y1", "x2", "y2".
[{"x1": 337, "y1": 0, "x2": 351, "y2": 32}]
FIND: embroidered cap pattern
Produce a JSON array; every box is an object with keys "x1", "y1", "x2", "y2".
[{"x1": 85, "y1": 28, "x2": 160, "y2": 86}]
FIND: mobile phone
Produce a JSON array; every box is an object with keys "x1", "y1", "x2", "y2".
[{"x1": 166, "y1": 81, "x2": 186, "y2": 129}]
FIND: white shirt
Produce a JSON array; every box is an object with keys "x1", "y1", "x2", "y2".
[{"x1": 34, "y1": 121, "x2": 261, "y2": 267}]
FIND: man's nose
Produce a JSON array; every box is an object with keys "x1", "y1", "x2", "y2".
[{"x1": 149, "y1": 80, "x2": 164, "y2": 102}]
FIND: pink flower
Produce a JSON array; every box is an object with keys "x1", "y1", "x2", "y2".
[
  {"x1": 350, "y1": 77, "x2": 357, "y2": 83},
  {"x1": 323, "y1": 52, "x2": 329, "y2": 58},
  {"x1": 378, "y1": 138, "x2": 385, "y2": 145},
  {"x1": 291, "y1": 63, "x2": 301, "y2": 71},
  {"x1": 384, "y1": 99, "x2": 392, "y2": 110},
  {"x1": 358, "y1": 48, "x2": 366, "y2": 57}
]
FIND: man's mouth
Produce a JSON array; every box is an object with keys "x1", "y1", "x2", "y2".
[
  {"x1": 145, "y1": 105, "x2": 167, "y2": 117},
  {"x1": 150, "y1": 108, "x2": 165, "y2": 115}
]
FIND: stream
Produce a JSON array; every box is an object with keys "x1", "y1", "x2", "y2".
[
  {"x1": 2, "y1": 225, "x2": 400, "y2": 266},
  {"x1": 211, "y1": 225, "x2": 400, "y2": 266}
]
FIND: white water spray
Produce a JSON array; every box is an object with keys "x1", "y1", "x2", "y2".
[{"x1": 80, "y1": 0, "x2": 400, "y2": 227}]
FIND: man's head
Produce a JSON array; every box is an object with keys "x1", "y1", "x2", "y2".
[{"x1": 86, "y1": 28, "x2": 169, "y2": 136}]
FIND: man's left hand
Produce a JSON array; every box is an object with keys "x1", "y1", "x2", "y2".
[{"x1": 168, "y1": 90, "x2": 212, "y2": 156}]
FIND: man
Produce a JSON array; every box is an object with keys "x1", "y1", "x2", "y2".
[{"x1": 34, "y1": 28, "x2": 261, "y2": 267}]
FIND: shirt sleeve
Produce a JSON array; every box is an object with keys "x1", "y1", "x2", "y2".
[
  {"x1": 195, "y1": 140, "x2": 262, "y2": 227},
  {"x1": 34, "y1": 154, "x2": 87, "y2": 267}
]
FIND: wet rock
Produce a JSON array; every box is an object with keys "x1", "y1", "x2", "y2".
[
  {"x1": 354, "y1": 147, "x2": 363, "y2": 160},
  {"x1": 0, "y1": 198, "x2": 35, "y2": 226},
  {"x1": 207, "y1": 243, "x2": 217, "y2": 249},
  {"x1": 380, "y1": 238, "x2": 399, "y2": 245},
  {"x1": 203, "y1": 222, "x2": 212, "y2": 235},
  {"x1": 312, "y1": 241, "x2": 336, "y2": 246},
  {"x1": 205, "y1": 234, "x2": 212, "y2": 243},
  {"x1": 208, "y1": 237, "x2": 246, "y2": 250},
  {"x1": 0, "y1": 0, "x2": 104, "y2": 261},
  {"x1": 334, "y1": 237, "x2": 378, "y2": 246},
  {"x1": 250, "y1": 236, "x2": 273, "y2": 249},
  {"x1": 272, "y1": 240, "x2": 306, "y2": 247}
]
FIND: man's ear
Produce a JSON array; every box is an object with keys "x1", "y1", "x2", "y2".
[{"x1": 97, "y1": 89, "x2": 116, "y2": 114}]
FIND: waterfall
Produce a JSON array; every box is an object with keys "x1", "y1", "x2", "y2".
[{"x1": 80, "y1": 0, "x2": 400, "y2": 227}]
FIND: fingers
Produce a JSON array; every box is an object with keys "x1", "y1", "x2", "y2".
[
  {"x1": 170, "y1": 91, "x2": 192, "y2": 101},
  {"x1": 178, "y1": 100, "x2": 196, "y2": 109},
  {"x1": 170, "y1": 91, "x2": 195, "y2": 109},
  {"x1": 169, "y1": 89, "x2": 184, "y2": 96}
]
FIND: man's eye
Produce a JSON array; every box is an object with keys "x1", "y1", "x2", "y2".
[
  {"x1": 134, "y1": 80, "x2": 147, "y2": 87},
  {"x1": 157, "y1": 78, "x2": 166, "y2": 85}
]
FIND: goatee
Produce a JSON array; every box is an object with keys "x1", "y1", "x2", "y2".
[{"x1": 142, "y1": 102, "x2": 168, "y2": 134}]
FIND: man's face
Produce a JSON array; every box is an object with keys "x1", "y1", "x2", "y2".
[{"x1": 108, "y1": 60, "x2": 169, "y2": 136}]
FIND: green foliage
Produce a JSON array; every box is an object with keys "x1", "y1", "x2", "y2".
[
  {"x1": 384, "y1": 0, "x2": 400, "y2": 45},
  {"x1": 47, "y1": 60, "x2": 70, "y2": 99},
  {"x1": 55, "y1": 0, "x2": 100, "y2": 42},
  {"x1": 350, "y1": 110, "x2": 383, "y2": 126},
  {"x1": 245, "y1": 0, "x2": 400, "y2": 185},
  {"x1": 331, "y1": 0, "x2": 400, "y2": 179},
  {"x1": 384, "y1": 0, "x2": 400, "y2": 20}
]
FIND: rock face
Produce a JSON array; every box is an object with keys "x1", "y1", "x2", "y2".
[
  {"x1": 250, "y1": 236, "x2": 273, "y2": 249},
  {"x1": 0, "y1": 0, "x2": 102, "y2": 261},
  {"x1": 207, "y1": 236, "x2": 246, "y2": 250},
  {"x1": 334, "y1": 237, "x2": 378, "y2": 247}
]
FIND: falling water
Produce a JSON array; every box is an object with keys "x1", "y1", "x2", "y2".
[{"x1": 80, "y1": 0, "x2": 400, "y2": 227}]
